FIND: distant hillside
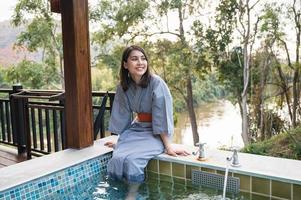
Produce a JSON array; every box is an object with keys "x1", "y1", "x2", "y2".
[
  {"x1": 0, "y1": 20, "x2": 41, "y2": 67},
  {"x1": 0, "y1": 20, "x2": 112, "y2": 68},
  {"x1": 0, "y1": 21, "x2": 22, "y2": 47}
]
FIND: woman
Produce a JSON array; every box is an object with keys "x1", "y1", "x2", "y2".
[{"x1": 105, "y1": 45, "x2": 189, "y2": 195}]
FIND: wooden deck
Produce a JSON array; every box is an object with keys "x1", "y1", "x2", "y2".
[{"x1": 0, "y1": 145, "x2": 27, "y2": 168}]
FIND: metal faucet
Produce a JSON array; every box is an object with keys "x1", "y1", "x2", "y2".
[
  {"x1": 227, "y1": 149, "x2": 241, "y2": 167},
  {"x1": 193, "y1": 143, "x2": 206, "y2": 161}
]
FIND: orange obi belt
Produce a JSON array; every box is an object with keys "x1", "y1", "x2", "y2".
[{"x1": 136, "y1": 112, "x2": 152, "y2": 122}]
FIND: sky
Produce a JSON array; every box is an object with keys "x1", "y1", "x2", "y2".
[
  {"x1": 0, "y1": 1, "x2": 18, "y2": 22},
  {"x1": 0, "y1": 0, "x2": 101, "y2": 22},
  {"x1": 0, "y1": 0, "x2": 295, "y2": 56}
]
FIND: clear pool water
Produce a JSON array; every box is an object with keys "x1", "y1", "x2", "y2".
[{"x1": 50, "y1": 174, "x2": 250, "y2": 200}]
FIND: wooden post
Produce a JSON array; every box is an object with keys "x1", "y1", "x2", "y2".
[
  {"x1": 60, "y1": 0, "x2": 93, "y2": 148},
  {"x1": 10, "y1": 85, "x2": 26, "y2": 154}
]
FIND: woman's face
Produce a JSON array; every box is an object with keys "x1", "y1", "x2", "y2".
[{"x1": 124, "y1": 50, "x2": 148, "y2": 84}]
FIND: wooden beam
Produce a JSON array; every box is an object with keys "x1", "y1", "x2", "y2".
[
  {"x1": 60, "y1": 0, "x2": 93, "y2": 149},
  {"x1": 50, "y1": 0, "x2": 61, "y2": 13}
]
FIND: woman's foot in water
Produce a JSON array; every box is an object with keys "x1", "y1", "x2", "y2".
[{"x1": 125, "y1": 183, "x2": 140, "y2": 200}]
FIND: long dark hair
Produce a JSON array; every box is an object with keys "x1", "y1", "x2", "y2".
[{"x1": 120, "y1": 45, "x2": 151, "y2": 91}]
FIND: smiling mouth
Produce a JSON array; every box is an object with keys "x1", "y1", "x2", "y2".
[{"x1": 136, "y1": 67, "x2": 145, "y2": 70}]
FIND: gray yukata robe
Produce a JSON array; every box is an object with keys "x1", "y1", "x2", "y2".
[{"x1": 107, "y1": 74, "x2": 173, "y2": 183}]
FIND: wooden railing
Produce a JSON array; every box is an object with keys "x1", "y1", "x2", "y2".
[
  {"x1": 0, "y1": 88, "x2": 14, "y2": 147},
  {"x1": 0, "y1": 85, "x2": 115, "y2": 159}
]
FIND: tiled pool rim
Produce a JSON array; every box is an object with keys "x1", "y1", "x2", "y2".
[
  {"x1": 0, "y1": 153, "x2": 112, "y2": 199},
  {"x1": 0, "y1": 136, "x2": 301, "y2": 199}
]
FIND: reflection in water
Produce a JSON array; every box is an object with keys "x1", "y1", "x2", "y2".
[{"x1": 173, "y1": 100, "x2": 244, "y2": 149}]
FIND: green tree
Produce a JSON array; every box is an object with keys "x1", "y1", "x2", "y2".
[
  {"x1": 260, "y1": 1, "x2": 301, "y2": 128},
  {"x1": 210, "y1": 0, "x2": 262, "y2": 145},
  {"x1": 12, "y1": 0, "x2": 63, "y2": 89},
  {"x1": 91, "y1": 66, "x2": 116, "y2": 91},
  {"x1": 4, "y1": 60, "x2": 58, "y2": 89},
  {"x1": 0, "y1": 66, "x2": 9, "y2": 88},
  {"x1": 248, "y1": 41, "x2": 289, "y2": 141},
  {"x1": 218, "y1": 47, "x2": 244, "y2": 109},
  {"x1": 92, "y1": 45, "x2": 125, "y2": 81},
  {"x1": 91, "y1": 0, "x2": 212, "y2": 145}
]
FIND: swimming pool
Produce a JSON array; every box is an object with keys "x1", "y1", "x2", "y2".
[
  {"x1": 1, "y1": 136, "x2": 300, "y2": 199},
  {"x1": 0, "y1": 152, "x2": 247, "y2": 200},
  {"x1": 50, "y1": 172, "x2": 249, "y2": 200}
]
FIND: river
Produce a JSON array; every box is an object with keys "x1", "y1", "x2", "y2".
[{"x1": 173, "y1": 100, "x2": 244, "y2": 149}]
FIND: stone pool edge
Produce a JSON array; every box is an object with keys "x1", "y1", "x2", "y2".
[
  {"x1": 1, "y1": 135, "x2": 301, "y2": 199},
  {"x1": 0, "y1": 136, "x2": 116, "y2": 192}
]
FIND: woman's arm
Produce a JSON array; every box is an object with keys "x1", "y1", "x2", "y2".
[{"x1": 160, "y1": 133, "x2": 190, "y2": 157}]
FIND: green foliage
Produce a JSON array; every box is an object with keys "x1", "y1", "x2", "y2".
[
  {"x1": 11, "y1": 0, "x2": 63, "y2": 88},
  {"x1": 287, "y1": 127, "x2": 301, "y2": 158},
  {"x1": 147, "y1": 40, "x2": 189, "y2": 90},
  {"x1": 15, "y1": 18, "x2": 54, "y2": 52},
  {"x1": 156, "y1": 0, "x2": 203, "y2": 16},
  {"x1": 91, "y1": 66, "x2": 116, "y2": 91},
  {"x1": 242, "y1": 141, "x2": 270, "y2": 155},
  {"x1": 218, "y1": 47, "x2": 244, "y2": 104},
  {"x1": 90, "y1": 0, "x2": 214, "y2": 121},
  {"x1": 3, "y1": 60, "x2": 59, "y2": 89},
  {"x1": 0, "y1": 67, "x2": 9, "y2": 88},
  {"x1": 93, "y1": 45, "x2": 125, "y2": 80},
  {"x1": 242, "y1": 126, "x2": 301, "y2": 159},
  {"x1": 259, "y1": 3, "x2": 285, "y2": 44},
  {"x1": 157, "y1": 0, "x2": 169, "y2": 16},
  {"x1": 12, "y1": 0, "x2": 50, "y2": 26},
  {"x1": 192, "y1": 73, "x2": 226, "y2": 105},
  {"x1": 249, "y1": 109, "x2": 286, "y2": 140},
  {"x1": 90, "y1": 0, "x2": 150, "y2": 44},
  {"x1": 204, "y1": 28, "x2": 220, "y2": 64},
  {"x1": 259, "y1": 2, "x2": 301, "y2": 129},
  {"x1": 173, "y1": 73, "x2": 225, "y2": 112},
  {"x1": 260, "y1": 4, "x2": 281, "y2": 32},
  {"x1": 209, "y1": 0, "x2": 238, "y2": 57},
  {"x1": 145, "y1": 39, "x2": 212, "y2": 101}
]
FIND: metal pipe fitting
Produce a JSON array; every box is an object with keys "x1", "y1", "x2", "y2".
[
  {"x1": 227, "y1": 149, "x2": 241, "y2": 167},
  {"x1": 193, "y1": 142, "x2": 206, "y2": 160}
]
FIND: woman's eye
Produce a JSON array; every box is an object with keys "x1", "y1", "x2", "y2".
[{"x1": 130, "y1": 56, "x2": 146, "y2": 61}]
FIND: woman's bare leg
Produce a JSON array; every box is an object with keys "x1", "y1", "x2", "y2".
[{"x1": 125, "y1": 183, "x2": 140, "y2": 200}]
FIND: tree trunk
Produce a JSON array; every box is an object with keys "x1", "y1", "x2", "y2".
[
  {"x1": 241, "y1": 94, "x2": 249, "y2": 144},
  {"x1": 259, "y1": 69, "x2": 264, "y2": 141},
  {"x1": 259, "y1": 51, "x2": 270, "y2": 141},
  {"x1": 292, "y1": 70, "x2": 299, "y2": 127},
  {"x1": 185, "y1": 76, "x2": 199, "y2": 145},
  {"x1": 237, "y1": 95, "x2": 249, "y2": 143},
  {"x1": 241, "y1": 42, "x2": 250, "y2": 145},
  {"x1": 176, "y1": 3, "x2": 199, "y2": 145},
  {"x1": 276, "y1": 64, "x2": 293, "y2": 124},
  {"x1": 292, "y1": 0, "x2": 301, "y2": 127}
]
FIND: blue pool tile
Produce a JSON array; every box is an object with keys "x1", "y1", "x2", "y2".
[{"x1": 0, "y1": 153, "x2": 112, "y2": 200}]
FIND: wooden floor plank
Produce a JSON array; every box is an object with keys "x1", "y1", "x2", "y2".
[
  {"x1": 0, "y1": 145, "x2": 27, "y2": 168},
  {"x1": 0, "y1": 149, "x2": 26, "y2": 162},
  {"x1": 0, "y1": 156, "x2": 16, "y2": 166}
]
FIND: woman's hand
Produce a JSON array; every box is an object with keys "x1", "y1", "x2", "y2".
[
  {"x1": 104, "y1": 141, "x2": 116, "y2": 149},
  {"x1": 165, "y1": 145, "x2": 190, "y2": 157},
  {"x1": 160, "y1": 133, "x2": 190, "y2": 157}
]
